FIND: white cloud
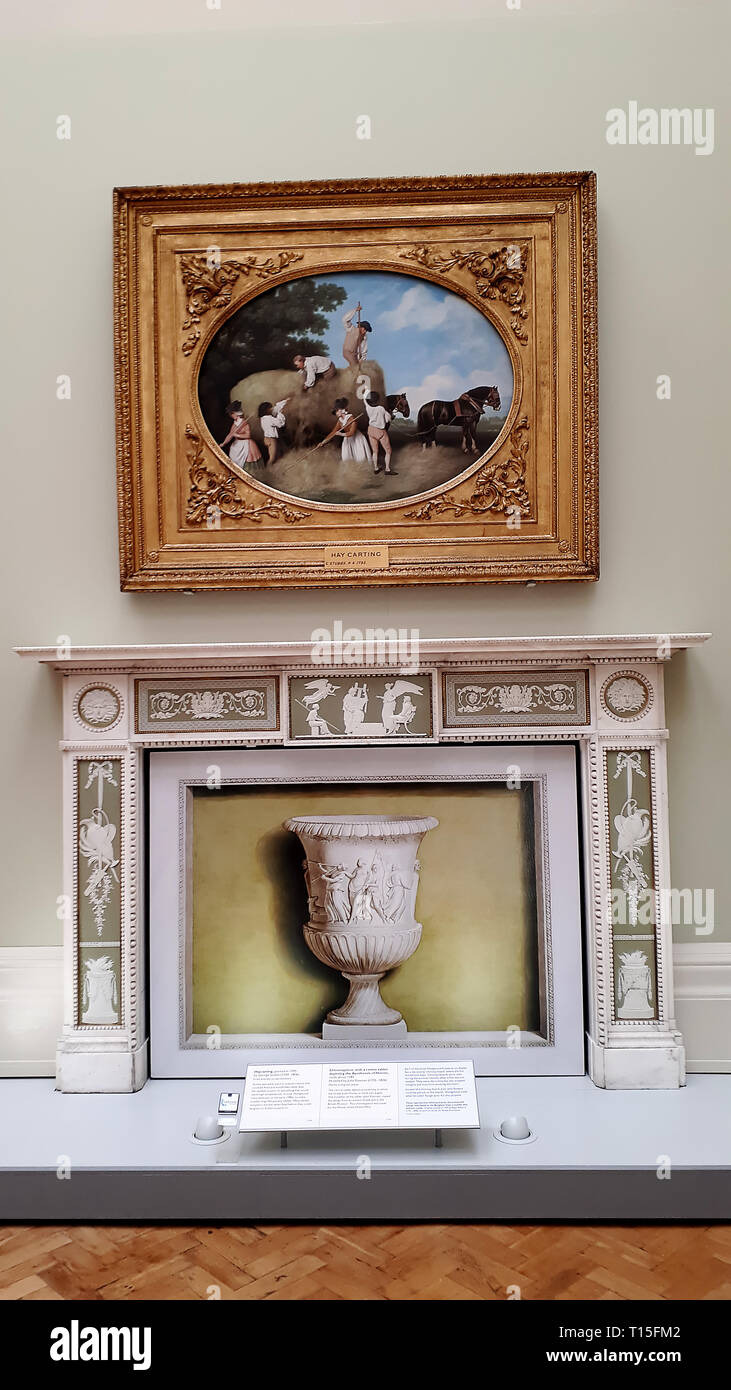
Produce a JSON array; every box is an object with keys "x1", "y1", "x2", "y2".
[
  {"x1": 377, "y1": 282, "x2": 510, "y2": 366},
  {"x1": 398, "y1": 365, "x2": 464, "y2": 418},
  {"x1": 379, "y1": 284, "x2": 456, "y2": 333}
]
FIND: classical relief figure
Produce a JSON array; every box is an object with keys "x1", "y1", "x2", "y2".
[
  {"x1": 347, "y1": 858, "x2": 377, "y2": 922},
  {"x1": 383, "y1": 868, "x2": 412, "y2": 924},
  {"x1": 379, "y1": 680, "x2": 422, "y2": 734},
  {"x1": 318, "y1": 864, "x2": 352, "y2": 922},
  {"x1": 342, "y1": 684, "x2": 368, "y2": 735}
]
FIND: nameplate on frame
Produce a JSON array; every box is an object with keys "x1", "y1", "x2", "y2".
[{"x1": 323, "y1": 545, "x2": 390, "y2": 572}]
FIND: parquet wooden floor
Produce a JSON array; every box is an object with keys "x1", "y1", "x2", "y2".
[{"x1": 1, "y1": 1223, "x2": 730, "y2": 1300}]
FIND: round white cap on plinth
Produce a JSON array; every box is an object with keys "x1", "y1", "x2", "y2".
[
  {"x1": 501, "y1": 1115, "x2": 531, "y2": 1140},
  {"x1": 492, "y1": 1115, "x2": 537, "y2": 1145},
  {"x1": 191, "y1": 1115, "x2": 229, "y2": 1145}
]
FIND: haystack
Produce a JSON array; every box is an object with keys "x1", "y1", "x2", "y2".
[{"x1": 230, "y1": 362, "x2": 387, "y2": 448}]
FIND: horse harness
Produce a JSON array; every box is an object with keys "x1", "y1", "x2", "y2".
[
  {"x1": 452, "y1": 392, "x2": 483, "y2": 419},
  {"x1": 416, "y1": 392, "x2": 485, "y2": 437}
]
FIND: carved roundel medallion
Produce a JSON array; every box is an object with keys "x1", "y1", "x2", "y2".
[
  {"x1": 601, "y1": 672, "x2": 653, "y2": 721},
  {"x1": 74, "y1": 684, "x2": 123, "y2": 731}
]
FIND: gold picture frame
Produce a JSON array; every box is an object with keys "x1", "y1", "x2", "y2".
[{"x1": 114, "y1": 172, "x2": 598, "y2": 589}]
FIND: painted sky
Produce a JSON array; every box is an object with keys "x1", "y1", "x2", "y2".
[{"x1": 308, "y1": 271, "x2": 514, "y2": 418}]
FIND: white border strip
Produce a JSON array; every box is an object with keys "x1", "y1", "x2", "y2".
[
  {"x1": 673, "y1": 943, "x2": 731, "y2": 1072},
  {"x1": 0, "y1": 947, "x2": 63, "y2": 1077}
]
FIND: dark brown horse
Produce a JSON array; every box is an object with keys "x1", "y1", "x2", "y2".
[
  {"x1": 346, "y1": 392, "x2": 409, "y2": 435},
  {"x1": 386, "y1": 392, "x2": 410, "y2": 420},
  {"x1": 417, "y1": 386, "x2": 500, "y2": 453}
]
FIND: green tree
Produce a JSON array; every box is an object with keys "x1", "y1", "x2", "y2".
[{"x1": 198, "y1": 279, "x2": 346, "y2": 438}]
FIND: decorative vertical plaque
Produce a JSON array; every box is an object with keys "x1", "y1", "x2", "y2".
[{"x1": 76, "y1": 757, "x2": 123, "y2": 1026}]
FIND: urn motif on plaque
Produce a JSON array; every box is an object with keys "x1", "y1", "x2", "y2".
[
  {"x1": 81, "y1": 956, "x2": 119, "y2": 1024},
  {"x1": 616, "y1": 950, "x2": 654, "y2": 1019},
  {"x1": 283, "y1": 814, "x2": 438, "y2": 1029}
]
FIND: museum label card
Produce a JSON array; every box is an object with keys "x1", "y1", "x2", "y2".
[
  {"x1": 398, "y1": 1062, "x2": 480, "y2": 1128},
  {"x1": 239, "y1": 1061, "x2": 478, "y2": 1132},
  {"x1": 239, "y1": 1065, "x2": 323, "y2": 1131}
]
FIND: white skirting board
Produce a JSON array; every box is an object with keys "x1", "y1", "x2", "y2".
[
  {"x1": 0, "y1": 946, "x2": 63, "y2": 1076},
  {"x1": 0, "y1": 942, "x2": 730, "y2": 1076},
  {"x1": 673, "y1": 942, "x2": 731, "y2": 1073}
]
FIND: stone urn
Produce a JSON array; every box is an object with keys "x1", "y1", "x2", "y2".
[{"x1": 283, "y1": 814, "x2": 438, "y2": 1029}]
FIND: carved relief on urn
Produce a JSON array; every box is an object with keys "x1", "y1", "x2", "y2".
[{"x1": 283, "y1": 814, "x2": 438, "y2": 1029}]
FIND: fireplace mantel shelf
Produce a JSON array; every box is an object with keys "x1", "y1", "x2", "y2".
[{"x1": 15, "y1": 632, "x2": 711, "y2": 671}]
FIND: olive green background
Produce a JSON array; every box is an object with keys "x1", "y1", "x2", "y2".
[
  {"x1": 77, "y1": 758, "x2": 121, "y2": 945},
  {"x1": 607, "y1": 748, "x2": 655, "y2": 931},
  {"x1": 191, "y1": 782, "x2": 539, "y2": 1035}
]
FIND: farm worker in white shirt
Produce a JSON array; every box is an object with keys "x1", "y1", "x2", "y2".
[
  {"x1": 342, "y1": 303, "x2": 372, "y2": 367},
  {"x1": 365, "y1": 391, "x2": 392, "y2": 473},
  {"x1": 257, "y1": 398, "x2": 289, "y2": 465},
  {"x1": 317, "y1": 397, "x2": 373, "y2": 464},
  {"x1": 292, "y1": 353, "x2": 336, "y2": 390},
  {"x1": 220, "y1": 401, "x2": 263, "y2": 473}
]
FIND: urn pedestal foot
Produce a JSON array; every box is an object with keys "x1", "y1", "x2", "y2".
[{"x1": 326, "y1": 973, "x2": 402, "y2": 1027}]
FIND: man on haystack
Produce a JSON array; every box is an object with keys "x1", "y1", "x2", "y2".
[{"x1": 293, "y1": 352, "x2": 336, "y2": 390}]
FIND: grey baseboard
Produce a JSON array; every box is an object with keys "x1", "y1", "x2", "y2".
[{"x1": 2, "y1": 1165, "x2": 729, "y2": 1222}]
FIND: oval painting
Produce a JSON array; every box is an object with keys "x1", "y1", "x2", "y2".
[{"x1": 197, "y1": 270, "x2": 514, "y2": 507}]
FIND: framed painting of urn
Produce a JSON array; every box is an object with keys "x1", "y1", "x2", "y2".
[
  {"x1": 148, "y1": 745, "x2": 584, "y2": 1078},
  {"x1": 114, "y1": 172, "x2": 598, "y2": 589}
]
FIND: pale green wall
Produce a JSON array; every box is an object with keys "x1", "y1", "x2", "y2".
[{"x1": 1, "y1": 1, "x2": 728, "y2": 965}]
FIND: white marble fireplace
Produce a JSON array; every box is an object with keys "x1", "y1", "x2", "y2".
[{"x1": 16, "y1": 634, "x2": 709, "y2": 1093}]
